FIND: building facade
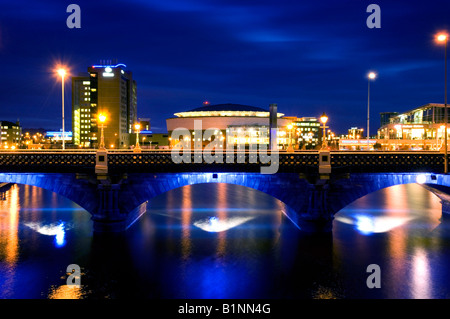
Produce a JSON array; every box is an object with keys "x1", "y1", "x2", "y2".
[
  {"x1": 0, "y1": 120, "x2": 21, "y2": 149},
  {"x1": 377, "y1": 103, "x2": 448, "y2": 150},
  {"x1": 72, "y1": 61, "x2": 137, "y2": 148},
  {"x1": 166, "y1": 103, "x2": 291, "y2": 149},
  {"x1": 292, "y1": 117, "x2": 321, "y2": 149}
]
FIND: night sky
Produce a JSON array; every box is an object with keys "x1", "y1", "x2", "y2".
[{"x1": 0, "y1": 0, "x2": 449, "y2": 134}]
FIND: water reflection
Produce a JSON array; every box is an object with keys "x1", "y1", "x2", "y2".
[
  {"x1": 24, "y1": 221, "x2": 66, "y2": 247},
  {"x1": 0, "y1": 182, "x2": 449, "y2": 299},
  {"x1": 334, "y1": 183, "x2": 444, "y2": 298},
  {"x1": 0, "y1": 184, "x2": 20, "y2": 298}
]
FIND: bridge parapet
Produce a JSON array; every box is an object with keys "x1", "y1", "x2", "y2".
[
  {"x1": 330, "y1": 151, "x2": 445, "y2": 173},
  {"x1": 106, "y1": 151, "x2": 319, "y2": 173},
  {"x1": 0, "y1": 152, "x2": 96, "y2": 173},
  {"x1": 0, "y1": 151, "x2": 445, "y2": 174}
]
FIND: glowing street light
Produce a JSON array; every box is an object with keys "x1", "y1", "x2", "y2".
[
  {"x1": 367, "y1": 71, "x2": 377, "y2": 151},
  {"x1": 436, "y1": 32, "x2": 448, "y2": 173},
  {"x1": 320, "y1": 112, "x2": 328, "y2": 149},
  {"x1": 98, "y1": 113, "x2": 107, "y2": 150},
  {"x1": 134, "y1": 123, "x2": 141, "y2": 153},
  {"x1": 57, "y1": 68, "x2": 67, "y2": 150}
]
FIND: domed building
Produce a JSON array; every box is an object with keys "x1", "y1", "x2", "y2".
[{"x1": 166, "y1": 103, "x2": 291, "y2": 148}]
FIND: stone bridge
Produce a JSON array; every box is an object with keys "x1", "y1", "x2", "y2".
[{"x1": 0, "y1": 150, "x2": 448, "y2": 233}]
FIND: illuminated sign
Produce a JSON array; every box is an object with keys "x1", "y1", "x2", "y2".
[
  {"x1": 92, "y1": 63, "x2": 127, "y2": 68},
  {"x1": 340, "y1": 139, "x2": 377, "y2": 144},
  {"x1": 400, "y1": 125, "x2": 424, "y2": 129}
]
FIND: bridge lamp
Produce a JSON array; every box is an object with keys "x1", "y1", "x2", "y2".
[
  {"x1": 436, "y1": 32, "x2": 448, "y2": 173},
  {"x1": 56, "y1": 68, "x2": 67, "y2": 150},
  {"x1": 320, "y1": 113, "x2": 328, "y2": 149},
  {"x1": 134, "y1": 123, "x2": 142, "y2": 153},
  {"x1": 367, "y1": 72, "x2": 377, "y2": 151},
  {"x1": 416, "y1": 174, "x2": 427, "y2": 184},
  {"x1": 98, "y1": 113, "x2": 107, "y2": 150}
]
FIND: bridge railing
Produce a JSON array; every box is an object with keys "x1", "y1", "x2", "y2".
[
  {"x1": 0, "y1": 152, "x2": 96, "y2": 173},
  {"x1": 0, "y1": 150, "x2": 445, "y2": 174},
  {"x1": 330, "y1": 151, "x2": 445, "y2": 173}
]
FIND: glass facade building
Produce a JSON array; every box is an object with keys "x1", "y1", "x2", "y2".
[{"x1": 377, "y1": 103, "x2": 448, "y2": 150}]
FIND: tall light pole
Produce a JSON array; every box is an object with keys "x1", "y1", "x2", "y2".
[
  {"x1": 367, "y1": 72, "x2": 377, "y2": 151},
  {"x1": 437, "y1": 33, "x2": 448, "y2": 173},
  {"x1": 98, "y1": 113, "x2": 106, "y2": 150},
  {"x1": 320, "y1": 112, "x2": 328, "y2": 149},
  {"x1": 134, "y1": 123, "x2": 141, "y2": 153},
  {"x1": 57, "y1": 68, "x2": 66, "y2": 150}
]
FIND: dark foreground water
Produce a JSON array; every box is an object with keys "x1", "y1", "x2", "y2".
[{"x1": 0, "y1": 182, "x2": 449, "y2": 299}]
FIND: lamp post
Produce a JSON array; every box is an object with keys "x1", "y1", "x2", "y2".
[
  {"x1": 437, "y1": 33, "x2": 448, "y2": 173},
  {"x1": 98, "y1": 113, "x2": 106, "y2": 150},
  {"x1": 57, "y1": 68, "x2": 66, "y2": 150},
  {"x1": 367, "y1": 72, "x2": 377, "y2": 151},
  {"x1": 320, "y1": 112, "x2": 328, "y2": 149},
  {"x1": 134, "y1": 123, "x2": 141, "y2": 153}
]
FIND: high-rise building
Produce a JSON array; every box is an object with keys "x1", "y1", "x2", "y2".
[{"x1": 72, "y1": 61, "x2": 137, "y2": 148}]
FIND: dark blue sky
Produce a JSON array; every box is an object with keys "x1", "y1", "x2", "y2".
[{"x1": 0, "y1": 0, "x2": 449, "y2": 134}]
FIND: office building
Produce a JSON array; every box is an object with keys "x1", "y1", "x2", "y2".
[
  {"x1": 72, "y1": 61, "x2": 137, "y2": 148},
  {"x1": 0, "y1": 120, "x2": 22, "y2": 149},
  {"x1": 292, "y1": 117, "x2": 321, "y2": 149}
]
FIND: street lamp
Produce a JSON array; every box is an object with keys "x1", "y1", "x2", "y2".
[
  {"x1": 98, "y1": 113, "x2": 106, "y2": 150},
  {"x1": 437, "y1": 32, "x2": 448, "y2": 173},
  {"x1": 134, "y1": 123, "x2": 141, "y2": 153},
  {"x1": 367, "y1": 71, "x2": 377, "y2": 151},
  {"x1": 57, "y1": 68, "x2": 66, "y2": 150},
  {"x1": 320, "y1": 112, "x2": 328, "y2": 149}
]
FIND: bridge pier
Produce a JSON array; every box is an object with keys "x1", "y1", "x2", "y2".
[
  {"x1": 91, "y1": 181, "x2": 128, "y2": 232},
  {"x1": 296, "y1": 182, "x2": 334, "y2": 233}
]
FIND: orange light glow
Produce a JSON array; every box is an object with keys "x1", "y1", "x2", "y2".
[
  {"x1": 98, "y1": 113, "x2": 106, "y2": 124},
  {"x1": 57, "y1": 69, "x2": 66, "y2": 77},
  {"x1": 436, "y1": 33, "x2": 448, "y2": 43}
]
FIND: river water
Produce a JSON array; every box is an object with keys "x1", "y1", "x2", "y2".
[{"x1": 0, "y1": 181, "x2": 449, "y2": 299}]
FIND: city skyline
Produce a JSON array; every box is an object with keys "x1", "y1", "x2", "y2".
[{"x1": 0, "y1": 0, "x2": 448, "y2": 134}]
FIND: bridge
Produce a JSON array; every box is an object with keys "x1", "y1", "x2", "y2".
[{"x1": 0, "y1": 150, "x2": 449, "y2": 233}]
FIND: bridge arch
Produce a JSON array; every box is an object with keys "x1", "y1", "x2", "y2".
[
  {"x1": 0, "y1": 173, "x2": 99, "y2": 215},
  {"x1": 327, "y1": 173, "x2": 450, "y2": 216},
  {"x1": 119, "y1": 172, "x2": 313, "y2": 229},
  {"x1": 2, "y1": 172, "x2": 450, "y2": 233}
]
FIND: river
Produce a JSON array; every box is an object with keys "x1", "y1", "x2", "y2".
[{"x1": 0, "y1": 181, "x2": 449, "y2": 299}]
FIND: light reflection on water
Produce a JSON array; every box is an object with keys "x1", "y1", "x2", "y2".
[{"x1": 0, "y1": 182, "x2": 449, "y2": 299}]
